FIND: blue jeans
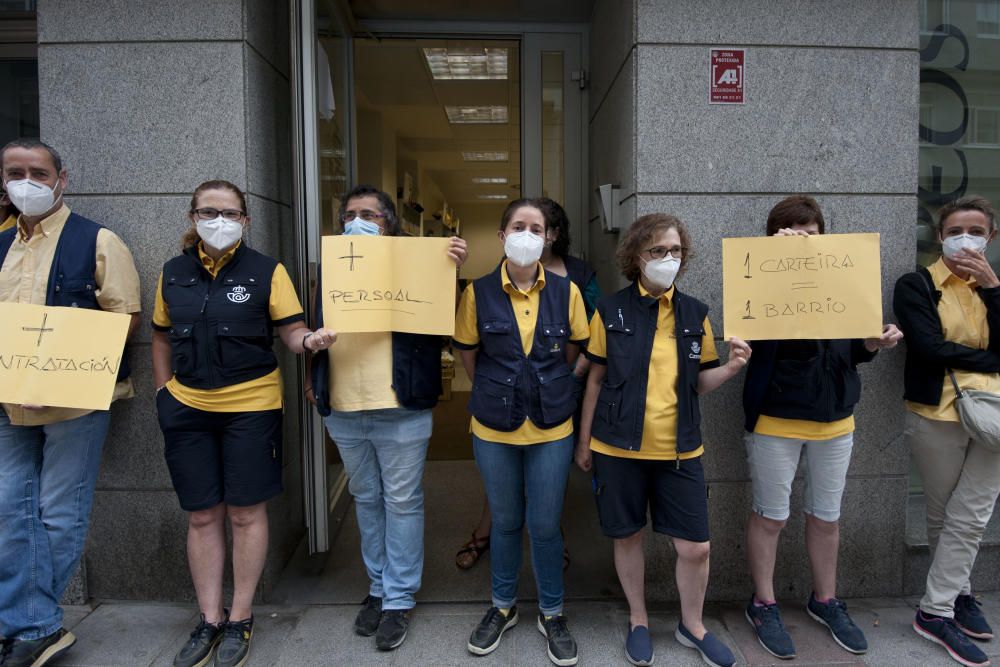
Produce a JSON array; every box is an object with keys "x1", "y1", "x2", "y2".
[
  {"x1": 324, "y1": 407, "x2": 432, "y2": 611},
  {"x1": 0, "y1": 409, "x2": 110, "y2": 640},
  {"x1": 473, "y1": 434, "x2": 573, "y2": 616}
]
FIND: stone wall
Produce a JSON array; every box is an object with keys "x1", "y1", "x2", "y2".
[
  {"x1": 588, "y1": 0, "x2": 924, "y2": 600},
  {"x1": 37, "y1": 0, "x2": 302, "y2": 602}
]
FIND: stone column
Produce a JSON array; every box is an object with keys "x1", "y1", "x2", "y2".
[
  {"x1": 37, "y1": 0, "x2": 300, "y2": 601},
  {"x1": 589, "y1": 0, "x2": 920, "y2": 600}
]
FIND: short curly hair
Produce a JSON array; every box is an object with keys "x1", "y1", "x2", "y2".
[{"x1": 616, "y1": 213, "x2": 693, "y2": 282}]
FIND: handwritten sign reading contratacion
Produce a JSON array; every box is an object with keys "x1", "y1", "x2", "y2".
[
  {"x1": 722, "y1": 233, "x2": 882, "y2": 340},
  {"x1": 0, "y1": 302, "x2": 131, "y2": 409},
  {"x1": 322, "y1": 235, "x2": 456, "y2": 335}
]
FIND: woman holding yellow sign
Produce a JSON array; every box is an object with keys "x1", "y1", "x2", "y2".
[
  {"x1": 741, "y1": 196, "x2": 901, "y2": 661},
  {"x1": 151, "y1": 180, "x2": 334, "y2": 667}
]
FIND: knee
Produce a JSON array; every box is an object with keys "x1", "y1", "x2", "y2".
[
  {"x1": 752, "y1": 513, "x2": 787, "y2": 535},
  {"x1": 227, "y1": 503, "x2": 266, "y2": 529},
  {"x1": 615, "y1": 531, "x2": 644, "y2": 549},
  {"x1": 805, "y1": 513, "x2": 839, "y2": 534},
  {"x1": 526, "y1": 515, "x2": 560, "y2": 543},
  {"x1": 675, "y1": 539, "x2": 710, "y2": 564},
  {"x1": 189, "y1": 504, "x2": 226, "y2": 529}
]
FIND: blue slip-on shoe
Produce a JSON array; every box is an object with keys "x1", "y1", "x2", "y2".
[
  {"x1": 625, "y1": 624, "x2": 654, "y2": 666},
  {"x1": 806, "y1": 593, "x2": 868, "y2": 654},
  {"x1": 956, "y1": 594, "x2": 995, "y2": 640},
  {"x1": 914, "y1": 610, "x2": 990, "y2": 667},
  {"x1": 745, "y1": 597, "x2": 795, "y2": 659},
  {"x1": 675, "y1": 622, "x2": 735, "y2": 667}
]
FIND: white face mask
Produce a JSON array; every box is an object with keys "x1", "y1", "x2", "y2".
[
  {"x1": 640, "y1": 256, "x2": 681, "y2": 290},
  {"x1": 344, "y1": 217, "x2": 381, "y2": 236},
  {"x1": 942, "y1": 233, "x2": 988, "y2": 259},
  {"x1": 504, "y1": 230, "x2": 545, "y2": 267},
  {"x1": 6, "y1": 178, "x2": 58, "y2": 217},
  {"x1": 196, "y1": 216, "x2": 244, "y2": 252}
]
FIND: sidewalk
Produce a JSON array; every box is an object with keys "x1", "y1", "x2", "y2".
[{"x1": 51, "y1": 592, "x2": 1000, "y2": 666}]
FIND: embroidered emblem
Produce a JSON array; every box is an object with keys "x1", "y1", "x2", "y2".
[
  {"x1": 550, "y1": 342, "x2": 562, "y2": 353},
  {"x1": 689, "y1": 340, "x2": 702, "y2": 360},
  {"x1": 227, "y1": 285, "x2": 251, "y2": 303}
]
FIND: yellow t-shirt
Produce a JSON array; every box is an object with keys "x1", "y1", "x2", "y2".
[
  {"x1": 152, "y1": 242, "x2": 304, "y2": 412},
  {"x1": 0, "y1": 206, "x2": 141, "y2": 425},
  {"x1": 586, "y1": 284, "x2": 718, "y2": 460},
  {"x1": 906, "y1": 257, "x2": 1000, "y2": 422},
  {"x1": 453, "y1": 260, "x2": 590, "y2": 445}
]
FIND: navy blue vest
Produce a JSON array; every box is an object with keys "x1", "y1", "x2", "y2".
[
  {"x1": 588, "y1": 282, "x2": 715, "y2": 456},
  {"x1": 466, "y1": 264, "x2": 576, "y2": 432},
  {"x1": 159, "y1": 244, "x2": 281, "y2": 389},
  {"x1": 0, "y1": 212, "x2": 131, "y2": 381},
  {"x1": 310, "y1": 266, "x2": 442, "y2": 415}
]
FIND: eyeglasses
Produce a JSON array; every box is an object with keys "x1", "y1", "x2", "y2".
[
  {"x1": 645, "y1": 245, "x2": 685, "y2": 260},
  {"x1": 341, "y1": 209, "x2": 385, "y2": 222},
  {"x1": 192, "y1": 207, "x2": 246, "y2": 221}
]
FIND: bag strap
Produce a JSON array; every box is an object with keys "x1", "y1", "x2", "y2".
[{"x1": 917, "y1": 268, "x2": 965, "y2": 399}]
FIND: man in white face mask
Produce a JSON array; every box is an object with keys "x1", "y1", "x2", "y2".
[{"x1": 0, "y1": 139, "x2": 142, "y2": 667}]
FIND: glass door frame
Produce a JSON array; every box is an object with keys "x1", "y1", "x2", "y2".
[{"x1": 292, "y1": 3, "x2": 590, "y2": 553}]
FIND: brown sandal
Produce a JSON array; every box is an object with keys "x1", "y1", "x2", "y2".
[{"x1": 455, "y1": 532, "x2": 490, "y2": 570}]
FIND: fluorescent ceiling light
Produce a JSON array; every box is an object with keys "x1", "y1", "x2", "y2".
[
  {"x1": 423, "y1": 47, "x2": 508, "y2": 80},
  {"x1": 445, "y1": 105, "x2": 508, "y2": 124},
  {"x1": 472, "y1": 177, "x2": 508, "y2": 184},
  {"x1": 462, "y1": 151, "x2": 508, "y2": 162},
  {"x1": 477, "y1": 194, "x2": 509, "y2": 200}
]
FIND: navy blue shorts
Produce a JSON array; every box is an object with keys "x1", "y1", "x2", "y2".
[
  {"x1": 157, "y1": 389, "x2": 283, "y2": 511},
  {"x1": 591, "y1": 451, "x2": 709, "y2": 542}
]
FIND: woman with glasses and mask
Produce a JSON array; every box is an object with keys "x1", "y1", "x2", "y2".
[
  {"x1": 308, "y1": 185, "x2": 468, "y2": 653},
  {"x1": 152, "y1": 180, "x2": 335, "y2": 667},
  {"x1": 455, "y1": 198, "x2": 589, "y2": 666},
  {"x1": 575, "y1": 213, "x2": 748, "y2": 667}
]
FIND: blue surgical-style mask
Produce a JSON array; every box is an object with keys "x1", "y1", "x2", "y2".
[{"x1": 344, "y1": 217, "x2": 381, "y2": 236}]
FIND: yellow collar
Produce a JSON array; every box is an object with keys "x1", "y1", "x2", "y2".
[
  {"x1": 638, "y1": 280, "x2": 674, "y2": 303},
  {"x1": 931, "y1": 256, "x2": 978, "y2": 289},
  {"x1": 17, "y1": 204, "x2": 70, "y2": 243},
  {"x1": 197, "y1": 240, "x2": 241, "y2": 276},
  {"x1": 500, "y1": 258, "x2": 545, "y2": 294}
]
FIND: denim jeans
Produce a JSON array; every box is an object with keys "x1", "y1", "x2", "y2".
[
  {"x1": 324, "y1": 407, "x2": 432, "y2": 611},
  {"x1": 473, "y1": 434, "x2": 573, "y2": 617},
  {"x1": 0, "y1": 409, "x2": 111, "y2": 640}
]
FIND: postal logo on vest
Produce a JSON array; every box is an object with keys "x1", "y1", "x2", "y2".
[
  {"x1": 227, "y1": 285, "x2": 251, "y2": 304},
  {"x1": 689, "y1": 340, "x2": 701, "y2": 360}
]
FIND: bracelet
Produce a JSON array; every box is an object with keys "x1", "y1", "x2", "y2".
[{"x1": 302, "y1": 331, "x2": 315, "y2": 350}]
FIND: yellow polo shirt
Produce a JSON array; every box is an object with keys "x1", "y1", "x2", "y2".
[
  {"x1": 586, "y1": 284, "x2": 718, "y2": 461},
  {"x1": 907, "y1": 257, "x2": 1000, "y2": 422},
  {"x1": 153, "y1": 242, "x2": 304, "y2": 412},
  {"x1": 454, "y1": 260, "x2": 589, "y2": 445},
  {"x1": 0, "y1": 205, "x2": 141, "y2": 425}
]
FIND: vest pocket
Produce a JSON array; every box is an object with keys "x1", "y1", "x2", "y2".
[
  {"x1": 596, "y1": 378, "x2": 626, "y2": 425},
  {"x1": 55, "y1": 277, "x2": 98, "y2": 308},
  {"x1": 537, "y1": 365, "x2": 573, "y2": 423},
  {"x1": 168, "y1": 323, "x2": 197, "y2": 377},
  {"x1": 216, "y1": 321, "x2": 273, "y2": 375},
  {"x1": 470, "y1": 375, "x2": 515, "y2": 429}
]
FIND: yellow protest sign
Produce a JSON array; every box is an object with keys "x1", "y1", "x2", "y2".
[
  {"x1": 0, "y1": 303, "x2": 131, "y2": 410},
  {"x1": 322, "y1": 235, "x2": 456, "y2": 335},
  {"x1": 722, "y1": 233, "x2": 882, "y2": 340}
]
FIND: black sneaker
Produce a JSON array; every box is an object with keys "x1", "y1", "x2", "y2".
[
  {"x1": 536, "y1": 613, "x2": 578, "y2": 666},
  {"x1": 806, "y1": 594, "x2": 868, "y2": 654},
  {"x1": 468, "y1": 606, "x2": 519, "y2": 656},
  {"x1": 214, "y1": 616, "x2": 253, "y2": 667},
  {"x1": 745, "y1": 597, "x2": 795, "y2": 659},
  {"x1": 173, "y1": 615, "x2": 224, "y2": 667},
  {"x1": 354, "y1": 595, "x2": 383, "y2": 637},
  {"x1": 956, "y1": 594, "x2": 995, "y2": 640},
  {"x1": 2, "y1": 628, "x2": 76, "y2": 667},
  {"x1": 375, "y1": 609, "x2": 410, "y2": 651},
  {"x1": 914, "y1": 610, "x2": 989, "y2": 666}
]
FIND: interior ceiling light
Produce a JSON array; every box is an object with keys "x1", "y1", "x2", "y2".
[
  {"x1": 472, "y1": 177, "x2": 508, "y2": 184},
  {"x1": 423, "y1": 47, "x2": 508, "y2": 80},
  {"x1": 462, "y1": 151, "x2": 508, "y2": 162},
  {"x1": 477, "y1": 194, "x2": 509, "y2": 200},
  {"x1": 445, "y1": 105, "x2": 508, "y2": 124}
]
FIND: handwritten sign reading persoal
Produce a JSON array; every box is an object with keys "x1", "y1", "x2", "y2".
[
  {"x1": 722, "y1": 233, "x2": 882, "y2": 340},
  {"x1": 0, "y1": 302, "x2": 131, "y2": 409},
  {"x1": 322, "y1": 235, "x2": 456, "y2": 335}
]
